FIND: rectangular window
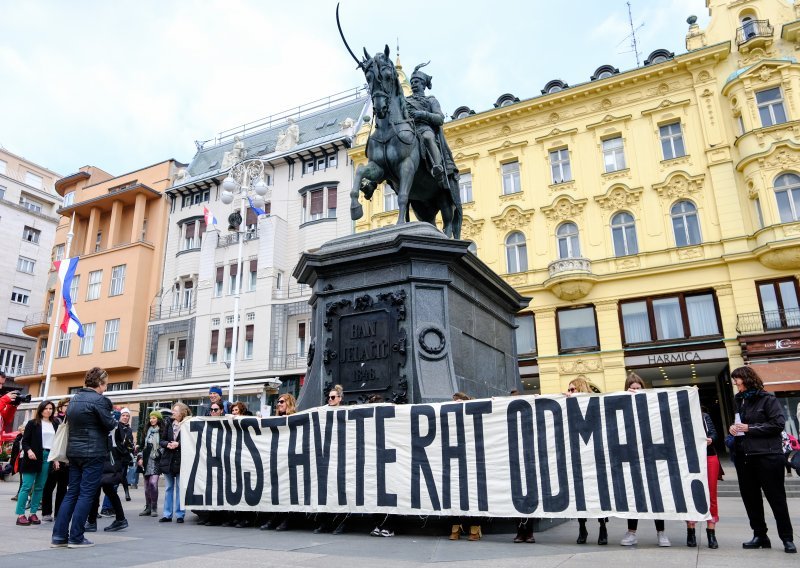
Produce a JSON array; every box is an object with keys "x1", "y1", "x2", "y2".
[
  {"x1": 57, "y1": 330, "x2": 71, "y2": 358},
  {"x1": 19, "y1": 195, "x2": 43, "y2": 213},
  {"x1": 515, "y1": 314, "x2": 537, "y2": 355},
  {"x1": 249, "y1": 259, "x2": 257, "y2": 291},
  {"x1": 211, "y1": 317, "x2": 220, "y2": 326},
  {"x1": 25, "y1": 171, "x2": 43, "y2": 189},
  {"x1": 756, "y1": 87, "x2": 787, "y2": 127},
  {"x1": 297, "y1": 322, "x2": 306, "y2": 356},
  {"x1": 621, "y1": 300, "x2": 651, "y2": 344},
  {"x1": 87, "y1": 270, "x2": 102, "y2": 300},
  {"x1": 209, "y1": 329, "x2": 219, "y2": 362},
  {"x1": 621, "y1": 292, "x2": 721, "y2": 344},
  {"x1": 183, "y1": 221, "x2": 196, "y2": 250},
  {"x1": 757, "y1": 279, "x2": 800, "y2": 330},
  {"x1": 0, "y1": 185, "x2": 5, "y2": 200},
  {"x1": 22, "y1": 226, "x2": 41, "y2": 244},
  {"x1": 79, "y1": 322, "x2": 96, "y2": 355},
  {"x1": 328, "y1": 154, "x2": 338, "y2": 168},
  {"x1": 215, "y1": 266, "x2": 224, "y2": 297},
  {"x1": 305, "y1": 161, "x2": 314, "y2": 174},
  {"x1": 11, "y1": 287, "x2": 30, "y2": 305},
  {"x1": 316, "y1": 157, "x2": 326, "y2": 171},
  {"x1": 103, "y1": 319, "x2": 120, "y2": 351},
  {"x1": 17, "y1": 256, "x2": 35, "y2": 274},
  {"x1": 659, "y1": 122, "x2": 686, "y2": 160},
  {"x1": 182, "y1": 283, "x2": 193, "y2": 308},
  {"x1": 685, "y1": 293, "x2": 720, "y2": 336},
  {"x1": 95, "y1": 231, "x2": 102, "y2": 252},
  {"x1": 62, "y1": 192, "x2": 75, "y2": 207},
  {"x1": 109, "y1": 265, "x2": 126, "y2": 296},
  {"x1": 246, "y1": 312, "x2": 255, "y2": 321},
  {"x1": 501, "y1": 161, "x2": 521, "y2": 194},
  {"x1": 5, "y1": 318, "x2": 24, "y2": 335},
  {"x1": 459, "y1": 173, "x2": 473, "y2": 203},
  {"x1": 245, "y1": 324, "x2": 254, "y2": 359},
  {"x1": 557, "y1": 306, "x2": 598, "y2": 352},
  {"x1": 602, "y1": 136, "x2": 626, "y2": 172},
  {"x1": 225, "y1": 315, "x2": 235, "y2": 324},
  {"x1": 229, "y1": 263, "x2": 238, "y2": 295},
  {"x1": 224, "y1": 327, "x2": 233, "y2": 361},
  {"x1": 737, "y1": 115, "x2": 745, "y2": 136},
  {"x1": 327, "y1": 186, "x2": 337, "y2": 218},
  {"x1": 69, "y1": 274, "x2": 80, "y2": 304},
  {"x1": 549, "y1": 148, "x2": 572, "y2": 184},
  {"x1": 652, "y1": 297, "x2": 684, "y2": 340},
  {"x1": 53, "y1": 244, "x2": 65, "y2": 262},
  {"x1": 384, "y1": 184, "x2": 398, "y2": 211}
]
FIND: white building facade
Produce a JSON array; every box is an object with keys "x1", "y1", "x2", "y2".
[
  {"x1": 0, "y1": 148, "x2": 61, "y2": 381},
  {"x1": 142, "y1": 90, "x2": 369, "y2": 411}
]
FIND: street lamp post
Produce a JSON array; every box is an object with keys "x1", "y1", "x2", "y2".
[{"x1": 220, "y1": 158, "x2": 269, "y2": 403}]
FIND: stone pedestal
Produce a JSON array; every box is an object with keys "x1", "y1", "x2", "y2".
[{"x1": 294, "y1": 223, "x2": 530, "y2": 409}]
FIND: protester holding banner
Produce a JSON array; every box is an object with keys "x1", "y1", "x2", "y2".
[
  {"x1": 619, "y1": 373, "x2": 671, "y2": 548},
  {"x1": 686, "y1": 409, "x2": 720, "y2": 548},
  {"x1": 566, "y1": 377, "x2": 608, "y2": 546},
  {"x1": 310, "y1": 386, "x2": 347, "y2": 535},
  {"x1": 728, "y1": 366, "x2": 796, "y2": 554},
  {"x1": 159, "y1": 402, "x2": 191, "y2": 524},
  {"x1": 260, "y1": 393, "x2": 299, "y2": 531},
  {"x1": 448, "y1": 392, "x2": 483, "y2": 542},
  {"x1": 204, "y1": 385, "x2": 231, "y2": 416}
]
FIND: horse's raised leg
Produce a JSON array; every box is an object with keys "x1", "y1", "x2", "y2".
[{"x1": 351, "y1": 162, "x2": 383, "y2": 220}]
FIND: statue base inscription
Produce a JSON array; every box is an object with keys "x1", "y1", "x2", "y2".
[{"x1": 295, "y1": 222, "x2": 530, "y2": 409}]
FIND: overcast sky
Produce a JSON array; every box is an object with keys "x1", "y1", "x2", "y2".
[{"x1": 0, "y1": 0, "x2": 709, "y2": 178}]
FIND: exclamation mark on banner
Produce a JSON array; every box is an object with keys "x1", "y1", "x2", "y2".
[{"x1": 677, "y1": 390, "x2": 709, "y2": 514}]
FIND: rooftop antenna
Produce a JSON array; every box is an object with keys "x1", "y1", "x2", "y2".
[{"x1": 617, "y1": 1, "x2": 644, "y2": 67}]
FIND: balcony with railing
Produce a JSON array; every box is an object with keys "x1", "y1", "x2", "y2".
[
  {"x1": 150, "y1": 297, "x2": 197, "y2": 321},
  {"x1": 269, "y1": 353, "x2": 304, "y2": 371},
  {"x1": 140, "y1": 366, "x2": 188, "y2": 384},
  {"x1": 22, "y1": 311, "x2": 51, "y2": 337},
  {"x1": 736, "y1": 19, "x2": 773, "y2": 49},
  {"x1": 272, "y1": 282, "x2": 312, "y2": 300},
  {"x1": 544, "y1": 257, "x2": 598, "y2": 301},
  {"x1": 736, "y1": 308, "x2": 800, "y2": 334},
  {"x1": 217, "y1": 228, "x2": 259, "y2": 248}
]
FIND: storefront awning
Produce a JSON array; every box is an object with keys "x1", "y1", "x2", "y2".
[{"x1": 750, "y1": 360, "x2": 800, "y2": 392}]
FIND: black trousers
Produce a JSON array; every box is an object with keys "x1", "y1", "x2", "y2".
[
  {"x1": 627, "y1": 519, "x2": 664, "y2": 531},
  {"x1": 87, "y1": 483, "x2": 125, "y2": 523},
  {"x1": 41, "y1": 464, "x2": 69, "y2": 517},
  {"x1": 735, "y1": 453, "x2": 794, "y2": 541}
]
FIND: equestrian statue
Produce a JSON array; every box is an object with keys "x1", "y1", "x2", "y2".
[{"x1": 337, "y1": 9, "x2": 462, "y2": 239}]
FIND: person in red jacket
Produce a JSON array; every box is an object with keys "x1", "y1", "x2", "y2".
[{"x1": 1, "y1": 371, "x2": 21, "y2": 441}]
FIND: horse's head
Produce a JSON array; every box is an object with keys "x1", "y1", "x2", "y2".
[{"x1": 362, "y1": 45, "x2": 397, "y2": 119}]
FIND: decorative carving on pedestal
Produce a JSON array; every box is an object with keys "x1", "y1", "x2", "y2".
[
  {"x1": 652, "y1": 171, "x2": 705, "y2": 200},
  {"x1": 541, "y1": 196, "x2": 588, "y2": 223}
]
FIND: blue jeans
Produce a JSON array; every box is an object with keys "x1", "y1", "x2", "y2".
[
  {"x1": 52, "y1": 457, "x2": 104, "y2": 544},
  {"x1": 127, "y1": 463, "x2": 138, "y2": 486},
  {"x1": 163, "y1": 473, "x2": 184, "y2": 519}
]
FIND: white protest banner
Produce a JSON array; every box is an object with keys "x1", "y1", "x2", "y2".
[{"x1": 180, "y1": 387, "x2": 710, "y2": 520}]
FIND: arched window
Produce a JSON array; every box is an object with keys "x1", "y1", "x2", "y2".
[
  {"x1": 671, "y1": 200, "x2": 701, "y2": 247},
  {"x1": 556, "y1": 222, "x2": 580, "y2": 259},
  {"x1": 774, "y1": 172, "x2": 800, "y2": 222},
  {"x1": 505, "y1": 232, "x2": 528, "y2": 273},
  {"x1": 610, "y1": 211, "x2": 638, "y2": 256},
  {"x1": 741, "y1": 15, "x2": 756, "y2": 39}
]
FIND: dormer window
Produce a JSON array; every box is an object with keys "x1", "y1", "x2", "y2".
[
  {"x1": 541, "y1": 80, "x2": 569, "y2": 95},
  {"x1": 451, "y1": 106, "x2": 475, "y2": 120},
  {"x1": 644, "y1": 49, "x2": 674, "y2": 66},
  {"x1": 493, "y1": 94, "x2": 520, "y2": 108},
  {"x1": 591, "y1": 65, "x2": 619, "y2": 81}
]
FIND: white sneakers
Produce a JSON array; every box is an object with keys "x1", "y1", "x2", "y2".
[{"x1": 620, "y1": 530, "x2": 671, "y2": 547}]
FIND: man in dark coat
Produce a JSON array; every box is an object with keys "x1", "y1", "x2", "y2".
[{"x1": 51, "y1": 367, "x2": 117, "y2": 548}]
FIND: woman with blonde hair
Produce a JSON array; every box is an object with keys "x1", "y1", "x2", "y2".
[
  {"x1": 566, "y1": 377, "x2": 608, "y2": 546},
  {"x1": 158, "y1": 402, "x2": 191, "y2": 523}
]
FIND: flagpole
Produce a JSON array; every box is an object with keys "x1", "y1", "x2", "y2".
[{"x1": 43, "y1": 213, "x2": 75, "y2": 400}]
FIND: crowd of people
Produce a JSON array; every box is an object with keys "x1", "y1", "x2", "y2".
[{"x1": 1, "y1": 366, "x2": 796, "y2": 554}]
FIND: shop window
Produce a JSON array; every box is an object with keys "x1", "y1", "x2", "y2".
[{"x1": 515, "y1": 313, "x2": 536, "y2": 355}]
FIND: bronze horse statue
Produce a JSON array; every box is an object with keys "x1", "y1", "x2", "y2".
[{"x1": 338, "y1": 15, "x2": 462, "y2": 238}]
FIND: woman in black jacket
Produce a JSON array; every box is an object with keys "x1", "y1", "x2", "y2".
[
  {"x1": 729, "y1": 366, "x2": 796, "y2": 554},
  {"x1": 158, "y1": 402, "x2": 191, "y2": 523},
  {"x1": 15, "y1": 400, "x2": 58, "y2": 526}
]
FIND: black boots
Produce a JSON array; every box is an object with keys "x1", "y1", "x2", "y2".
[
  {"x1": 743, "y1": 535, "x2": 771, "y2": 549},
  {"x1": 783, "y1": 540, "x2": 797, "y2": 553},
  {"x1": 687, "y1": 527, "x2": 697, "y2": 547},
  {"x1": 598, "y1": 521, "x2": 608, "y2": 545},
  {"x1": 124, "y1": 486, "x2": 131, "y2": 502},
  {"x1": 576, "y1": 520, "x2": 588, "y2": 544},
  {"x1": 707, "y1": 529, "x2": 718, "y2": 549}
]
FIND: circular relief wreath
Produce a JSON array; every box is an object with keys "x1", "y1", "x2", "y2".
[{"x1": 418, "y1": 326, "x2": 446, "y2": 355}]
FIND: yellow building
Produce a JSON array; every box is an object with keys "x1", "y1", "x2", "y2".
[
  {"x1": 18, "y1": 160, "x2": 184, "y2": 400},
  {"x1": 351, "y1": 0, "x2": 800, "y2": 433}
]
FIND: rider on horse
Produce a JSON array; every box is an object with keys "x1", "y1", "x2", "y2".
[{"x1": 406, "y1": 63, "x2": 457, "y2": 189}]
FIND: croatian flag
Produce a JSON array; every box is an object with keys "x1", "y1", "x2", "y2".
[
  {"x1": 203, "y1": 206, "x2": 218, "y2": 227},
  {"x1": 54, "y1": 257, "x2": 84, "y2": 337},
  {"x1": 247, "y1": 196, "x2": 266, "y2": 216}
]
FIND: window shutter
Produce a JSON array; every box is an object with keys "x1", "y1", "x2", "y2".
[
  {"x1": 327, "y1": 186, "x2": 337, "y2": 209},
  {"x1": 298, "y1": 322, "x2": 306, "y2": 340},
  {"x1": 177, "y1": 339, "x2": 187, "y2": 359},
  {"x1": 225, "y1": 328, "x2": 233, "y2": 348},
  {"x1": 249, "y1": 259, "x2": 258, "y2": 273},
  {"x1": 209, "y1": 330, "x2": 219, "y2": 355},
  {"x1": 185, "y1": 222, "x2": 195, "y2": 238},
  {"x1": 246, "y1": 207, "x2": 258, "y2": 225},
  {"x1": 184, "y1": 280, "x2": 193, "y2": 289},
  {"x1": 310, "y1": 190, "x2": 323, "y2": 215},
  {"x1": 246, "y1": 324, "x2": 254, "y2": 341},
  {"x1": 230, "y1": 263, "x2": 238, "y2": 276},
  {"x1": 216, "y1": 267, "x2": 224, "y2": 283}
]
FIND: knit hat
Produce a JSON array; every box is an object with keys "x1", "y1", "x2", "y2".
[
  {"x1": 209, "y1": 385, "x2": 223, "y2": 397},
  {"x1": 120, "y1": 407, "x2": 131, "y2": 415},
  {"x1": 149, "y1": 410, "x2": 162, "y2": 419}
]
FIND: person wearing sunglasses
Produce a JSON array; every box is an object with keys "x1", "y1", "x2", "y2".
[
  {"x1": 312, "y1": 386, "x2": 347, "y2": 535},
  {"x1": 566, "y1": 377, "x2": 609, "y2": 546}
]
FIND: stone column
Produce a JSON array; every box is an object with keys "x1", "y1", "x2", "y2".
[
  {"x1": 130, "y1": 193, "x2": 147, "y2": 243},
  {"x1": 84, "y1": 207, "x2": 100, "y2": 255},
  {"x1": 108, "y1": 199, "x2": 123, "y2": 248},
  {"x1": 595, "y1": 299, "x2": 626, "y2": 391}
]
